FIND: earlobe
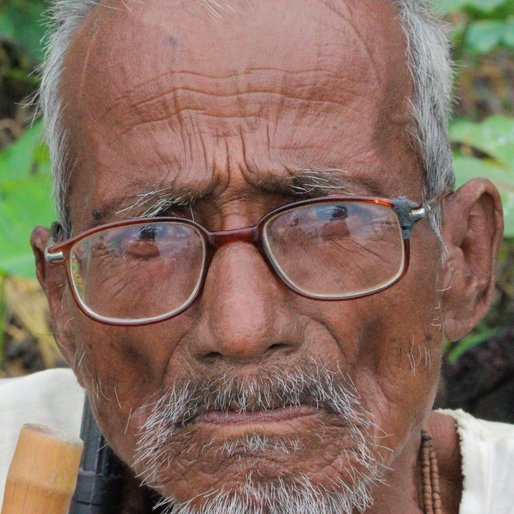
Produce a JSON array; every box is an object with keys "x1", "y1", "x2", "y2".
[
  {"x1": 30, "y1": 225, "x2": 76, "y2": 363},
  {"x1": 441, "y1": 179, "x2": 503, "y2": 341}
]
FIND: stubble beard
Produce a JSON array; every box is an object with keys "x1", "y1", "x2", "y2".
[{"x1": 133, "y1": 361, "x2": 387, "y2": 514}]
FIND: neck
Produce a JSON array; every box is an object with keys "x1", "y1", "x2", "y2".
[
  {"x1": 426, "y1": 412, "x2": 463, "y2": 513},
  {"x1": 364, "y1": 412, "x2": 462, "y2": 514},
  {"x1": 366, "y1": 428, "x2": 425, "y2": 514}
]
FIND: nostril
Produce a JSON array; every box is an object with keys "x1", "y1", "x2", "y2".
[
  {"x1": 268, "y1": 342, "x2": 289, "y2": 351},
  {"x1": 203, "y1": 343, "x2": 289, "y2": 361},
  {"x1": 204, "y1": 351, "x2": 223, "y2": 360}
]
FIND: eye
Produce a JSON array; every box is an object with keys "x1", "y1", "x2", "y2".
[
  {"x1": 307, "y1": 204, "x2": 348, "y2": 225},
  {"x1": 316, "y1": 204, "x2": 348, "y2": 221},
  {"x1": 314, "y1": 205, "x2": 350, "y2": 240},
  {"x1": 122, "y1": 225, "x2": 163, "y2": 259},
  {"x1": 138, "y1": 225, "x2": 160, "y2": 241}
]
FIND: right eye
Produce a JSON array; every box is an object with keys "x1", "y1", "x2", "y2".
[
  {"x1": 310, "y1": 204, "x2": 348, "y2": 222},
  {"x1": 138, "y1": 225, "x2": 160, "y2": 241},
  {"x1": 123, "y1": 225, "x2": 162, "y2": 259},
  {"x1": 102, "y1": 224, "x2": 166, "y2": 259}
]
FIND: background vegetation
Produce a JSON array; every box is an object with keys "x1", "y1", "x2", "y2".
[{"x1": 0, "y1": 0, "x2": 512, "y2": 419}]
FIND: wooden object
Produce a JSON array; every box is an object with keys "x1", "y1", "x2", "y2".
[{"x1": 1, "y1": 423, "x2": 83, "y2": 514}]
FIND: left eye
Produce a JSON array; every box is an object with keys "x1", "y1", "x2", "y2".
[
  {"x1": 311, "y1": 204, "x2": 348, "y2": 222},
  {"x1": 137, "y1": 225, "x2": 161, "y2": 241}
]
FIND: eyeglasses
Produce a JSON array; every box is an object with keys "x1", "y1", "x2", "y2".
[{"x1": 44, "y1": 191, "x2": 451, "y2": 326}]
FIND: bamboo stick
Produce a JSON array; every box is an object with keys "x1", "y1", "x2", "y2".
[{"x1": 1, "y1": 423, "x2": 83, "y2": 514}]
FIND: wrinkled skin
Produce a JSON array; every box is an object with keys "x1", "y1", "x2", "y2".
[{"x1": 31, "y1": 0, "x2": 503, "y2": 512}]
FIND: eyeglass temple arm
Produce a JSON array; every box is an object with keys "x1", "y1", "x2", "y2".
[
  {"x1": 394, "y1": 187, "x2": 453, "y2": 239},
  {"x1": 424, "y1": 187, "x2": 454, "y2": 209},
  {"x1": 44, "y1": 222, "x2": 66, "y2": 263}
]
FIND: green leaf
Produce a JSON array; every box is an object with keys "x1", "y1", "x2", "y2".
[
  {"x1": 0, "y1": 122, "x2": 50, "y2": 183},
  {"x1": 0, "y1": 175, "x2": 56, "y2": 277},
  {"x1": 434, "y1": 0, "x2": 509, "y2": 15},
  {"x1": 0, "y1": 273, "x2": 5, "y2": 369},
  {"x1": 450, "y1": 116, "x2": 514, "y2": 170},
  {"x1": 453, "y1": 155, "x2": 514, "y2": 236},
  {"x1": 0, "y1": 13, "x2": 15, "y2": 41},
  {"x1": 467, "y1": 0, "x2": 509, "y2": 13},
  {"x1": 503, "y1": 19, "x2": 514, "y2": 47},
  {"x1": 0, "y1": 121, "x2": 54, "y2": 278},
  {"x1": 0, "y1": 4, "x2": 46, "y2": 62},
  {"x1": 434, "y1": 0, "x2": 469, "y2": 15},
  {"x1": 446, "y1": 327, "x2": 499, "y2": 364},
  {"x1": 465, "y1": 20, "x2": 506, "y2": 53}
]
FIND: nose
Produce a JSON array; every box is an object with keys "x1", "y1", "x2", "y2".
[{"x1": 191, "y1": 242, "x2": 301, "y2": 363}]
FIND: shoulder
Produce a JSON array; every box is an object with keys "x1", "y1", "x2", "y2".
[
  {"x1": 0, "y1": 369, "x2": 84, "y2": 505},
  {"x1": 439, "y1": 408, "x2": 514, "y2": 514},
  {"x1": 0, "y1": 368, "x2": 84, "y2": 421},
  {"x1": 0, "y1": 368, "x2": 84, "y2": 434}
]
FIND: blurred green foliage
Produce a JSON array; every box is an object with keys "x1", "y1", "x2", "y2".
[
  {"x1": 0, "y1": 121, "x2": 54, "y2": 277},
  {"x1": 452, "y1": 116, "x2": 514, "y2": 235},
  {"x1": 436, "y1": 0, "x2": 514, "y2": 54},
  {"x1": 0, "y1": 0, "x2": 512, "y2": 365},
  {"x1": 0, "y1": 0, "x2": 46, "y2": 61}
]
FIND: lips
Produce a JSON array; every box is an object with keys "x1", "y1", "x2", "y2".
[{"x1": 196, "y1": 405, "x2": 319, "y2": 425}]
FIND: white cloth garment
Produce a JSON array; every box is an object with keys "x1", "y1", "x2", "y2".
[
  {"x1": 0, "y1": 368, "x2": 84, "y2": 507},
  {"x1": 0, "y1": 369, "x2": 513, "y2": 512},
  {"x1": 439, "y1": 408, "x2": 514, "y2": 514}
]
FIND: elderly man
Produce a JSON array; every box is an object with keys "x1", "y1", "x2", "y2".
[{"x1": 0, "y1": 0, "x2": 512, "y2": 512}]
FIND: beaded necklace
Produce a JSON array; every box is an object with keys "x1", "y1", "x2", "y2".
[{"x1": 420, "y1": 430, "x2": 442, "y2": 514}]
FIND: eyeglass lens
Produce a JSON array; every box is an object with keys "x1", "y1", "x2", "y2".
[
  {"x1": 68, "y1": 200, "x2": 405, "y2": 323},
  {"x1": 70, "y1": 222, "x2": 206, "y2": 323},
  {"x1": 263, "y1": 201, "x2": 404, "y2": 298}
]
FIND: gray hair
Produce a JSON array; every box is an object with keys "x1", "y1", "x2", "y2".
[
  {"x1": 39, "y1": 0, "x2": 454, "y2": 237},
  {"x1": 392, "y1": 0, "x2": 455, "y2": 236}
]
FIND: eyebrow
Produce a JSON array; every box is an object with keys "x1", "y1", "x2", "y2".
[
  {"x1": 115, "y1": 187, "x2": 200, "y2": 217},
  {"x1": 90, "y1": 186, "x2": 209, "y2": 226},
  {"x1": 283, "y1": 166, "x2": 383, "y2": 197},
  {"x1": 93, "y1": 166, "x2": 384, "y2": 223}
]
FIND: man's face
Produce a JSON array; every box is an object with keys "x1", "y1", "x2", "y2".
[{"x1": 52, "y1": 0, "x2": 445, "y2": 509}]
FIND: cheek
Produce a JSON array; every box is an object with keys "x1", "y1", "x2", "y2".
[
  {"x1": 306, "y1": 242, "x2": 442, "y2": 450},
  {"x1": 65, "y1": 318, "x2": 173, "y2": 459},
  {"x1": 353, "y1": 264, "x2": 442, "y2": 455},
  {"x1": 45, "y1": 277, "x2": 80, "y2": 367}
]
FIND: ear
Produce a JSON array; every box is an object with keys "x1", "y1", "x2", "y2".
[
  {"x1": 441, "y1": 179, "x2": 504, "y2": 341},
  {"x1": 30, "y1": 226, "x2": 77, "y2": 364}
]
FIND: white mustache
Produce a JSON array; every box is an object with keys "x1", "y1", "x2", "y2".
[{"x1": 133, "y1": 362, "x2": 377, "y2": 487}]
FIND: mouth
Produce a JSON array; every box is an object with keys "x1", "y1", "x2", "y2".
[{"x1": 196, "y1": 405, "x2": 320, "y2": 426}]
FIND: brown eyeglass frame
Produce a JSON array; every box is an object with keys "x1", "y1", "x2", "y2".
[{"x1": 44, "y1": 190, "x2": 452, "y2": 326}]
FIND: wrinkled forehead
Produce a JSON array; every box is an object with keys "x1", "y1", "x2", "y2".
[
  {"x1": 63, "y1": 0, "x2": 409, "y2": 120},
  {"x1": 60, "y1": 0, "x2": 416, "y2": 227}
]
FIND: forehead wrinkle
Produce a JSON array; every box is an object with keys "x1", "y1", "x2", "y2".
[
  {"x1": 109, "y1": 67, "x2": 356, "y2": 110},
  {"x1": 318, "y1": 0, "x2": 383, "y2": 86},
  {"x1": 73, "y1": 0, "x2": 389, "y2": 130},
  {"x1": 65, "y1": 0, "x2": 414, "y2": 231},
  {"x1": 103, "y1": 68, "x2": 371, "y2": 137}
]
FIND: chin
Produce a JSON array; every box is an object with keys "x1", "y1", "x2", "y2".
[
  {"x1": 152, "y1": 466, "x2": 379, "y2": 514},
  {"x1": 135, "y1": 430, "x2": 383, "y2": 514}
]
